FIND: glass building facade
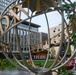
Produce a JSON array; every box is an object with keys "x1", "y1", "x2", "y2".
[
  {"x1": 0, "y1": 18, "x2": 40, "y2": 52},
  {"x1": 0, "y1": 0, "x2": 15, "y2": 14},
  {"x1": 0, "y1": 0, "x2": 48, "y2": 59}
]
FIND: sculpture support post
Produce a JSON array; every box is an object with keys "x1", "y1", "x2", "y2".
[
  {"x1": 0, "y1": 0, "x2": 76, "y2": 75},
  {"x1": 37, "y1": 71, "x2": 52, "y2": 75}
]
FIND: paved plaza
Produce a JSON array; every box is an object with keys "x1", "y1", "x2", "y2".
[{"x1": 0, "y1": 70, "x2": 76, "y2": 75}]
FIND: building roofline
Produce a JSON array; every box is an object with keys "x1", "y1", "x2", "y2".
[
  {"x1": 22, "y1": 21, "x2": 41, "y2": 28},
  {"x1": 8, "y1": 15, "x2": 41, "y2": 28}
]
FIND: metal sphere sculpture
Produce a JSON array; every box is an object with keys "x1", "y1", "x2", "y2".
[{"x1": 0, "y1": 0, "x2": 76, "y2": 75}]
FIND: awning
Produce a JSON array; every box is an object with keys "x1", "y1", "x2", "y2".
[{"x1": 22, "y1": 0, "x2": 58, "y2": 13}]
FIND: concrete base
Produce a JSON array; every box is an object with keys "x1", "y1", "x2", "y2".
[
  {"x1": 37, "y1": 71, "x2": 52, "y2": 75},
  {"x1": 32, "y1": 68, "x2": 52, "y2": 75}
]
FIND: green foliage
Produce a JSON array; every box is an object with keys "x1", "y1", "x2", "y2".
[
  {"x1": 0, "y1": 59, "x2": 18, "y2": 70},
  {"x1": 72, "y1": 34, "x2": 76, "y2": 46},
  {"x1": 62, "y1": 2, "x2": 76, "y2": 12},
  {"x1": 0, "y1": 59, "x2": 54, "y2": 70},
  {"x1": 62, "y1": 71, "x2": 74, "y2": 75},
  {"x1": 50, "y1": 47, "x2": 56, "y2": 59},
  {"x1": 72, "y1": 34, "x2": 76, "y2": 39},
  {"x1": 63, "y1": 1, "x2": 76, "y2": 47},
  {"x1": 58, "y1": 66, "x2": 74, "y2": 75},
  {"x1": 67, "y1": 46, "x2": 71, "y2": 57},
  {"x1": 58, "y1": 66, "x2": 66, "y2": 75},
  {"x1": 35, "y1": 62, "x2": 44, "y2": 67},
  {"x1": 34, "y1": 60, "x2": 54, "y2": 68},
  {"x1": 62, "y1": 1, "x2": 76, "y2": 20}
]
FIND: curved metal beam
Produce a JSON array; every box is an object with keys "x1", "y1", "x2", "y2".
[{"x1": 43, "y1": 13, "x2": 50, "y2": 68}]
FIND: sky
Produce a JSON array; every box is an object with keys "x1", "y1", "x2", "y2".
[
  {"x1": 21, "y1": 0, "x2": 76, "y2": 33},
  {"x1": 32, "y1": 11, "x2": 62, "y2": 33}
]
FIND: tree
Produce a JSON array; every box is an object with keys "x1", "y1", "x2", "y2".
[
  {"x1": 63, "y1": 1, "x2": 76, "y2": 57},
  {"x1": 50, "y1": 47, "x2": 56, "y2": 59},
  {"x1": 67, "y1": 46, "x2": 71, "y2": 57}
]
